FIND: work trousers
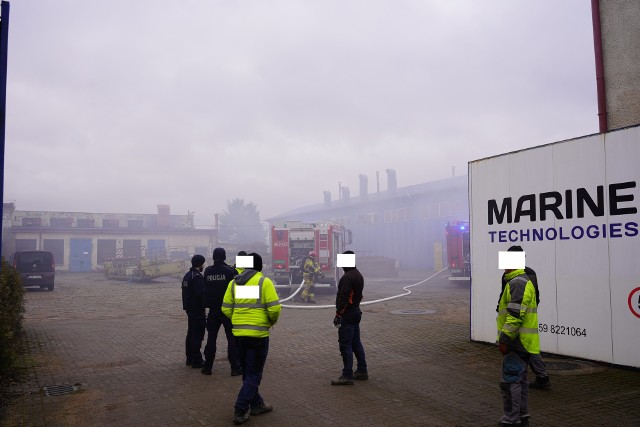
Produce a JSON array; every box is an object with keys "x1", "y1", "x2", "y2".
[
  {"x1": 234, "y1": 336, "x2": 269, "y2": 412},
  {"x1": 300, "y1": 278, "x2": 315, "y2": 301},
  {"x1": 185, "y1": 308, "x2": 206, "y2": 364},
  {"x1": 500, "y1": 352, "x2": 530, "y2": 425},
  {"x1": 338, "y1": 310, "x2": 367, "y2": 378},
  {"x1": 203, "y1": 310, "x2": 241, "y2": 371},
  {"x1": 529, "y1": 353, "x2": 548, "y2": 378}
]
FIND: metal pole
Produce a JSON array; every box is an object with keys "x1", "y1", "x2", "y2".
[{"x1": 0, "y1": 1, "x2": 11, "y2": 263}]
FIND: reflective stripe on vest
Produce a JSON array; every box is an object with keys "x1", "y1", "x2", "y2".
[{"x1": 233, "y1": 324, "x2": 270, "y2": 331}]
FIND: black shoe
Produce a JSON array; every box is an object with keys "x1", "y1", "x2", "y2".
[
  {"x1": 233, "y1": 409, "x2": 250, "y2": 425},
  {"x1": 331, "y1": 376, "x2": 354, "y2": 385},
  {"x1": 231, "y1": 369, "x2": 243, "y2": 376},
  {"x1": 191, "y1": 361, "x2": 203, "y2": 369},
  {"x1": 353, "y1": 371, "x2": 369, "y2": 380},
  {"x1": 519, "y1": 417, "x2": 530, "y2": 427},
  {"x1": 201, "y1": 368, "x2": 212, "y2": 375},
  {"x1": 529, "y1": 376, "x2": 551, "y2": 389},
  {"x1": 250, "y1": 402, "x2": 273, "y2": 416},
  {"x1": 186, "y1": 359, "x2": 192, "y2": 366}
]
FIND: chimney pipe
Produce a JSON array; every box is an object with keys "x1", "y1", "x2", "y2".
[
  {"x1": 342, "y1": 186, "x2": 350, "y2": 202},
  {"x1": 359, "y1": 174, "x2": 368, "y2": 199},
  {"x1": 323, "y1": 191, "x2": 332, "y2": 208},
  {"x1": 386, "y1": 168, "x2": 397, "y2": 192}
]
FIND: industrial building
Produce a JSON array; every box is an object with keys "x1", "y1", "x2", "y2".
[
  {"x1": 1, "y1": 204, "x2": 216, "y2": 271},
  {"x1": 267, "y1": 170, "x2": 468, "y2": 271}
]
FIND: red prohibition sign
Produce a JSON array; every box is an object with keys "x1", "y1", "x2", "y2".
[{"x1": 628, "y1": 287, "x2": 640, "y2": 319}]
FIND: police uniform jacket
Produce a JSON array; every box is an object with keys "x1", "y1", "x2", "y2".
[
  {"x1": 203, "y1": 261, "x2": 236, "y2": 311},
  {"x1": 182, "y1": 268, "x2": 206, "y2": 312}
]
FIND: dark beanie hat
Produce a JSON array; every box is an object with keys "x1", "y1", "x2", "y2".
[
  {"x1": 213, "y1": 247, "x2": 226, "y2": 261},
  {"x1": 237, "y1": 250, "x2": 247, "y2": 256},
  {"x1": 191, "y1": 254, "x2": 206, "y2": 268},
  {"x1": 248, "y1": 252, "x2": 263, "y2": 272},
  {"x1": 507, "y1": 245, "x2": 523, "y2": 252}
]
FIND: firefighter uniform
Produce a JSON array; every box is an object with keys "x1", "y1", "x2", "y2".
[
  {"x1": 497, "y1": 269, "x2": 540, "y2": 426},
  {"x1": 300, "y1": 252, "x2": 321, "y2": 303},
  {"x1": 182, "y1": 255, "x2": 207, "y2": 368},
  {"x1": 222, "y1": 253, "x2": 281, "y2": 424}
]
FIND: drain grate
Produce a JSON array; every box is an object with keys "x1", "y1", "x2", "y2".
[
  {"x1": 43, "y1": 384, "x2": 80, "y2": 396},
  {"x1": 391, "y1": 309, "x2": 436, "y2": 315}
]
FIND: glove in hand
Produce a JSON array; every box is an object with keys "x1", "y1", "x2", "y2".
[
  {"x1": 498, "y1": 342, "x2": 509, "y2": 355},
  {"x1": 333, "y1": 315, "x2": 342, "y2": 328}
]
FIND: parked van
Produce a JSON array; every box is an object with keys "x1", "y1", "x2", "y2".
[{"x1": 12, "y1": 250, "x2": 56, "y2": 291}]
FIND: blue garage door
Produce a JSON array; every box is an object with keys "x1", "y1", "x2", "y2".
[
  {"x1": 70, "y1": 238, "x2": 92, "y2": 272},
  {"x1": 148, "y1": 239, "x2": 166, "y2": 259}
]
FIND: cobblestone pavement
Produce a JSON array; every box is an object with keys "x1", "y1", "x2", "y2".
[{"x1": 3, "y1": 270, "x2": 640, "y2": 426}]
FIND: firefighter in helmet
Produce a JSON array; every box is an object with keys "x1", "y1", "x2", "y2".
[{"x1": 299, "y1": 251, "x2": 323, "y2": 303}]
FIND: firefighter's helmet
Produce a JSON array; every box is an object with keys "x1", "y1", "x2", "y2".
[{"x1": 309, "y1": 251, "x2": 318, "y2": 258}]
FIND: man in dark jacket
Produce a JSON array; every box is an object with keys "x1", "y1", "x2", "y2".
[
  {"x1": 182, "y1": 254, "x2": 207, "y2": 369},
  {"x1": 331, "y1": 250, "x2": 368, "y2": 385},
  {"x1": 202, "y1": 247, "x2": 242, "y2": 376}
]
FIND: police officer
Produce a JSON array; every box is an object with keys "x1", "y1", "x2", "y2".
[
  {"x1": 182, "y1": 254, "x2": 207, "y2": 369},
  {"x1": 299, "y1": 251, "x2": 322, "y2": 303},
  {"x1": 202, "y1": 247, "x2": 242, "y2": 376},
  {"x1": 222, "y1": 253, "x2": 281, "y2": 425}
]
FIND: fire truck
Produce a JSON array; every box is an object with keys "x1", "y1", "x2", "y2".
[
  {"x1": 446, "y1": 221, "x2": 470, "y2": 281},
  {"x1": 270, "y1": 221, "x2": 351, "y2": 292}
]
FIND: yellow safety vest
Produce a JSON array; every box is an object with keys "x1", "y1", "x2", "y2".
[
  {"x1": 496, "y1": 270, "x2": 540, "y2": 354},
  {"x1": 222, "y1": 272, "x2": 281, "y2": 338}
]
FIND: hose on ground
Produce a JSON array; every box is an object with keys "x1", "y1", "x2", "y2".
[{"x1": 279, "y1": 267, "x2": 448, "y2": 309}]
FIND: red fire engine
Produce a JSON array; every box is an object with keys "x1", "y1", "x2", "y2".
[
  {"x1": 270, "y1": 221, "x2": 351, "y2": 291},
  {"x1": 446, "y1": 221, "x2": 470, "y2": 281}
]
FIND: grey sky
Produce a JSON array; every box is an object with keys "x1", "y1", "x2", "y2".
[{"x1": 3, "y1": 1, "x2": 597, "y2": 225}]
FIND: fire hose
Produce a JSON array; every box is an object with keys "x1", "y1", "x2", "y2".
[{"x1": 279, "y1": 267, "x2": 448, "y2": 309}]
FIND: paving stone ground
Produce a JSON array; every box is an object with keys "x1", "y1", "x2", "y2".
[{"x1": 3, "y1": 270, "x2": 640, "y2": 427}]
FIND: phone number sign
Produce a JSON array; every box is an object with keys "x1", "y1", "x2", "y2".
[{"x1": 628, "y1": 287, "x2": 640, "y2": 319}]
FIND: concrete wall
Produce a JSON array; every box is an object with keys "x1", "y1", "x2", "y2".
[{"x1": 600, "y1": 0, "x2": 640, "y2": 130}]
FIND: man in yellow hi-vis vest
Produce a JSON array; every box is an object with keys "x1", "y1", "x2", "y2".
[
  {"x1": 222, "y1": 252, "x2": 281, "y2": 425},
  {"x1": 497, "y1": 246, "x2": 540, "y2": 427}
]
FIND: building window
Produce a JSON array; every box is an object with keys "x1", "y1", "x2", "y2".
[
  {"x1": 77, "y1": 219, "x2": 95, "y2": 228},
  {"x1": 398, "y1": 208, "x2": 408, "y2": 222},
  {"x1": 128, "y1": 219, "x2": 144, "y2": 229},
  {"x1": 50, "y1": 218, "x2": 74, "y2": 228},
  {"x1": 103, "y1": 219, "x2": 119, "y2": 228},
  {"x1": 21, "y1": 217, "x2": 42, "y2": 227},
  {"x1": 356, "y1": 213, "x2": 376, "y2": 225}
]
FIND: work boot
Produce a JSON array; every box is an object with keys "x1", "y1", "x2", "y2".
[
  {"x1": 250, "y1": 402, "x2": 273, "y2": 416},
  {"x1": 231, "y1": 368, "x2": 243, "y2": 376},
  {"x1": 353, "y1": 371, "x2": 369, "y2": 380},
  {"x1": 331, "y1": 376, "x2": 354, "y2": 385},
  {"x1": 185, "y1": 359, "x2": 192, "y2": 366},
  {"x1": 201, "y1": 367, "x2": 212, "y2": 375},
  {"x1": 191, "y1": 360, "x2": 203, "y2": 369},
  {"x1": 529, "y1": 375, "x2": 551, "y2": 389},
  {"x1": 233, "y1": 408, "x2": 250, "y2": 425}
]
